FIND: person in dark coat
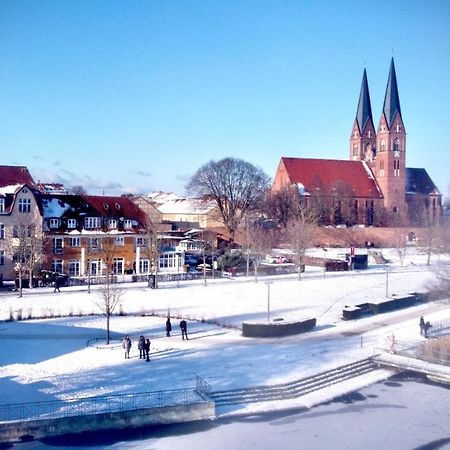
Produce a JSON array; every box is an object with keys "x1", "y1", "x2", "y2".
[
  {"x1": 166, "y1": 317, "x2": 172, "y2": 337},
  {"x1": 179, "y1": 319, "x2": 188, "y2": 340},
  {"x1": 145, "y1": 338, "x2": 151, "y2": 362},
  {"x1": 54, "y1": 277, "x2": 62, "y2": 293},
  {"x1": 424, "y1": 321, "x2": 432, "y2": 338},
  {"x1": 123, "y1": 335, "x2": 132, "y2": 359},
  {"x1": 138, "y1": 335, "x2": 146, "y2": 359},
  {"x1": 419, "y1": 316, "x2": 425, "y2": 335}
]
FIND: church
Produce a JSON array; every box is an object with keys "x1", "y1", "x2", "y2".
[{"x1": 272, "y1": 58, "x2": 442, "y2": 227}]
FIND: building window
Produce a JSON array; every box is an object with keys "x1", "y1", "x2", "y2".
[
  {"x1": 0, "y1": 198, "x2": 4, "y2": 213},
  {"x1": 0, "y1": 223, "x2": 4, "y2": 239},
  {"x1": 49, "y1": 218, "x2": 60, "y2": 229},
  {"x1": 393, "y1": 139, "x2": 400, "y2": 152},
  {"x1": 380, "y1": 139, "x2": 386, "y2": 152},
  {"x1": 69, "y1": 237, "x2": 80, "y2": 247},
  {"x1": 394, "y1": 159, "x2": 400, "y2": 177},
  {"x1": 89, "y1": 259, "x2": 101, "y2": 275},
  {"x1": 352, "y1": 144, "x2": 359, "y2": 156},
  {"x1": 51, "y1": 259, "x2": 63, "y2": 274},
  {"x1": 68, "y1": 260, "x2": 80, "y2": 277},
  {"x1": 123, "y1": 219, "x2": 133, "y2": 229},
  {"x1": 67, "y1": 219, "x2": 77, "y2": 229},
  {"x1": 115, "y1": 236, "x2": 125, "y2": 246},
  {"x1": 108, "y1": 219, "x2": 118, "y2": 229},
  {"x1": 139, "y1": 259, "x2": 150, "y2": 273},
  {"x1": 159, "y1": 253, "x2": 177, "y2": 269},
  {"x1": 18, "y1": 198, "x2": 31, "y2": 213},
  {"x1": 52, "y1": 237, "x2": 64, "y2": 254},
  {"x1": 0, "y1": 250, "x2": 4, "y2": 265},
  {"x1": 84, "y1": 217, "x2": 102, "y2": 229},
  {"x1": 89, "y1": 238, "x2": 99, "y2": 251},
  {"x1": 113, "y1": 258, "x2": 124, "y2": 274},
  {"x1": 136, "y1": 237, "x2": 145, "y2": 246}
]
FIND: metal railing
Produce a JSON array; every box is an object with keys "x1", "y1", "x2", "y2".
[
  {"x1": 428, "y1": 318, "x2": 450, "y2": 338},
  {"x1": 0, "y1": 385, "x2": 211, "y2": 423}
]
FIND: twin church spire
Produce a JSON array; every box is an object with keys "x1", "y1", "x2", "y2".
[{"x1": 350, "y1": 57, "x2": 407, "y2": 215}]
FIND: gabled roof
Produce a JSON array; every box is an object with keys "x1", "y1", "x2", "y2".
[
  {"x1": 382, "y1": 58, "x2": 402, "y2": 128},
  {"x1": 356, "y1": 68, "x2": 374, "y2": 133},
  {"x1": 280, "y1": 157, "x2": 383, "y2": 198},
  {"x1": 0, "y1": 165, "x2": 35, "y2": 188},
  {"x1": 406, "y1": 168, "x2": 441, "y2": 196},
  {"x1": 82, "y1": 195, "x2": 148, "y2": 225}
]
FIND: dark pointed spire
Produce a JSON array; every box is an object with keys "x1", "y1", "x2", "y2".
[
  {"x1": 382, "y1": 57, "x2": 402, "y2": 128},
  {"x1": 356, "y1": 68, "x2": 373, "y2": 133}
]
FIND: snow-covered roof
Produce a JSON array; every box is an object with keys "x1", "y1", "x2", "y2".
[
  {"x1": 147, "y1": 192, "x2": 185, "y2": 204},
  {"x1": 157, "y1": 198, "x2": 216, "y2": 215},
  {"x1": 0, "y1": 184, "x2": 23, "y2": 196},
  {"x1": 41, "y1": 197, "x2": 72, "y2": 218}
]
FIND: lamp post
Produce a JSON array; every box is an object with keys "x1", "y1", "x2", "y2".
[
  {"x1": 265, "y1": 281, "x2": 273, "y2": 322},
  {"x1": 385, "y1": 265, "x2": 389, "y2": 297},
  {"x1": 322, "y1": 248, "x2": 328, "y2": 278}
]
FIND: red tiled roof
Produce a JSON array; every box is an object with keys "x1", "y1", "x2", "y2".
[
  {"x1": 281, "y1": 157, "x2": 383, "y2": 198},
  {"x1": 82, "y1": 195, "x2": 148, "y2": 225},
  {"x1": 0, "y1": 165, "x2": 35, "y2": 188}
]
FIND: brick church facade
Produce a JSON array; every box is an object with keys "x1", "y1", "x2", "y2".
[{"x1": 272, "y1": 58, "x2": 442, "y2": 226}]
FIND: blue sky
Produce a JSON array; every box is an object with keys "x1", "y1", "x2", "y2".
[{"x1": 1, "y1": 0, "x2": 449, "y2": 198}]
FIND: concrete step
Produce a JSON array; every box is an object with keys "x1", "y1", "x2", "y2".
[{"x1": 211, "y1": 358, "x2": 375, "y2": 407}]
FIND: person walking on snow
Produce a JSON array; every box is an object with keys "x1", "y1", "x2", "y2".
[
  {"x1": 123, "y1": 335, "x2": 132, "y2": 359},
  {"x1": 145, "y1": 338, "x2": 151, "y2": 362},
  {"x1": 419, "y1": 316, "x2": 425, "y2": 335},
  {"x1": 138, "y1": 335, "x2": 146, "y2": 359},
  {"x1": 166, "y1": 317, "x2": 172, "y2": 337},
  {"x1": 180, "y1": 319, "x2": 188, "y2": 340}
]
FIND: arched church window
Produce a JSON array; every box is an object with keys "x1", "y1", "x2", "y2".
[
  {"x1": 393, "y1": 139, "x2": 400, "y2": 152},
  {"x1": 352, "y1": 144, "x2": 359, "y2": 156}
]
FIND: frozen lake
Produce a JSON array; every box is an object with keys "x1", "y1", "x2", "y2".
[{"x1": 15, "y1": 374, "x2": 450, "y2": 450}]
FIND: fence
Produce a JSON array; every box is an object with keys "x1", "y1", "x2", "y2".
[
  {"x1": 384, "y1": 339, "x2": 450, "y2": 367},
  {"x1": 0, "y1": 382, "x2": 211, "y2": 423},
  {"x1": 428, "y1": 318, "x2": 450, "y2": 338}
]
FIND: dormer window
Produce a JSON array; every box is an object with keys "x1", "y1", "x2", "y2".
[
  {"x1": 67, "y1": 219, "x2": 77, "y2": 229},
  {"x1": 108, "y1": 219, "x2": 118, "y2": 229},
  {"x1": 123, "y1": 219, "x2": 133, "y2": 229},
  {"x1": 0, "y1": 198, "x2": 4, "y2": 213},
  {"x1": 115, "y1": 203, "x2": 121, "y2": 211},
  {"x1": 85, "y1": 217, "x2": 102, "y2": 229},
  {"x1": 49, "y1": 218, "x2": 60, "y2": 229}
]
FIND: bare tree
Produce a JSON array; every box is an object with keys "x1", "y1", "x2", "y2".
[
  {"x1": 239, "y1": 215, "x2": 276, "y2": 282},
  {"x1": 284, "y1": 204, "x2": 318, "y2": 280},
  {"x1": 266, "y1": 186, "x2": 297, "y2": 227},
  {"x1": 95, "y1": 236, "x2": 122, "y2": 344},
  {"x1": 141, "y1": 219, "x2": 163, "y2": 288},
  {"x1": 70, "y1": 185, "x2": 87, "y2": 195},
  {"x1": 9, "y1": 216, "x2": 45, "y2": 297},
  {"x1": 186, "y1": 158, "x2": 270, "y2": 243}
]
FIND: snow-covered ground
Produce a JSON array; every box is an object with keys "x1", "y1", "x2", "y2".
[{"x1": 0, "y1": 247, "x2": 449, "y2": 417}]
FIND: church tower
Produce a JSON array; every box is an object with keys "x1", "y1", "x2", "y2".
[
  {"x1": 374, "y1": 58, "x2": 407, "y2": 217},
  {"x1": 350, "y1": 68, "x2": 376, "y2": 164}
]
